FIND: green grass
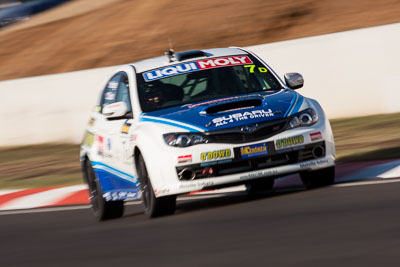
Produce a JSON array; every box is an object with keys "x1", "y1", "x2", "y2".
[{"x1": 0, "y1": 112, "x2": 399, "y2": 189}]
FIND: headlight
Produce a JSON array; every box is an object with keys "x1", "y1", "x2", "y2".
[
  {"x1": 288, "y1": 108, "x2": 318, "y2": 129},
  {"x1": 163, "y1": 133, "x2": 210, "y2": 147}
]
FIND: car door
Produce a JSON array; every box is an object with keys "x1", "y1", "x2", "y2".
[
  {"x1": 113, "y1": 72, "x2": 135, "y2": 170},
  {"x1": 95, "y1": 71, "x2": 139, "y2": 200},
  {"x1": 96, "y1": 73, "x2": 125, "y2": 166},
  {"x1": 116, "y1": 73, "x2": 133, "y2": 170}
]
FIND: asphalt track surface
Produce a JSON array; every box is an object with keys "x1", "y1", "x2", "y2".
[{"x1": 1, "y1": 179, "x2": 400, "y2": 266}]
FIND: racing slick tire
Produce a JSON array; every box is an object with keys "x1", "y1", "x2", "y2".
[
  {"x1": 137, "y1": 154, "x2": 176, "y2": 218},
  {"x1": 300, "y1": 166, "x2": 335, "y2": 189},
  {"x1": 84, "y1": 160, "x2": 124, "y2": 221},
  {"x1": 245, "y1": 178, "x2": 275, "y2": 196}
]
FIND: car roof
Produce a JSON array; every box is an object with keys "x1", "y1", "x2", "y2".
[{"x1": 130, "y1": 47, "x2": 249, "y2": 73}]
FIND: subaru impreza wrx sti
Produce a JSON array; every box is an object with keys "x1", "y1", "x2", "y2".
[{"x1": 80, "y1": 47, "x2": 335, "y2": 220}]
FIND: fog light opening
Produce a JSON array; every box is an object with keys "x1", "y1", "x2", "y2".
[
  {"x1": 178, "y1": 168, "x2": 196, "y2": 180},
  {"x1": 312, "y1": 145, "x2": 325, "y2": 158}
]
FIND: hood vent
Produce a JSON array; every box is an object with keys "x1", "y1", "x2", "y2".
[
  {"x1": 205, "y1": 99, "x2": 262, "y2": 114},
  {"x1": 175, "y1": 50, "x2": 209, "y2": 61}
]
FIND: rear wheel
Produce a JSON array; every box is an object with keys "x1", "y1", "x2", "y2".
[
  {"x1": 300, "y1": 166, "x2": 335, "y2": 189},
  {"x1": 85, "y1": 160, "x2": 124, "y2": 221},
  {"x1": 246, "y1": 178, "x2": 275, "y2": 196},
  {"x1": 137, "y1": 154, "x2": 176, "y2": 217}
]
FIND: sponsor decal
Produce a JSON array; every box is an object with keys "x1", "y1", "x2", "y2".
[
  {"x1": 104, "y1": 191, "x2": 137, "y2": 201},
  {"x1": 121, "y1": 120, "x2": 132, "y2": 134},
  {"x1": 178, "y1": 155, "x2": 192, "y2": 163},
  {"x1": 82, "y1": 131, "x2": 95, "y2": 147},
  {"x1": 196, "y1": 56, "x2": 252, "y2": 70},
  {"x1": 240, "y1": 143, "x2": 268, "y2": 159},
  {"x1": 97, "y1": 135, "x2": 104, "y2": 155},
  {"x1": 240, "y1": 169, "x2": 278, "y2": 180},
  {"x1": 178, "y1": 181, "x2": 214, "y2": 189},
  {"x1": 201, "y1": 149, "x2": 232, "y2": 161},
  {"x1": 275, "y1": 135, "x2": 304, "y2": 150},
  {"x1": 154, "y1": 188, "x2": 170, "y2": 197},
  {"x1": 210, "y1": 109, "x2": 274, "y2": 127},
  {"x1": 131, "y1": 134, "x2": 137, "y2": 141},
  {"x1": 300, "y1": 159, "x2": 329, "y2": 169},
  {"x1": 144, "y1": 62, "x2": 199, "y2": 81},
  {"x1": 143, "y1": 56, "x2": 253, "y2": 82},
  {"x1": 310, "y1": 131, "x2": 323, "y2": 141},
  {"x1": 108, "y1": 81, "x2": 119, "y2": 90},
  {"x1": 105, "y1": 92, "x2": 115, "y2": 101},
  {"x1": 106, "y1": 138, "x2": 112, "y2": 151},
  {"x1": 121, "y1": 125, "x2": 130, "y2": 134}
]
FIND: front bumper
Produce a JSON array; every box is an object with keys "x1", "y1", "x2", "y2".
[
  {"x1": 143, "y1": 112, "x2": 335, "y2": 197},
  {"x1": 176, "y1": 141, "x2": 326, "y2": 180},
  {"x1": 152, "y1": 135, "x2": 334, "y2": 197},
  {"x1": 170, "y1": 154, "x2": 335, "y2": 195}
]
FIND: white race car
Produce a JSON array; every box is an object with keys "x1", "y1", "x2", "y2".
[{"x1": 80, "y1": 47, "x2": 335, "y2": 220}]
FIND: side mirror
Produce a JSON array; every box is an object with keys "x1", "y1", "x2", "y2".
[
  {"x1": 102, "y1": 102, "x2": 129, "y2": 119},
  {"x1": 284, "y1": 73, "x2": 304, "y2": 90}
]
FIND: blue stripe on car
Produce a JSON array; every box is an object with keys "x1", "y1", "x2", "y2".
[
  {"x1": 91, "y1": 161, "x2": 140, "y2": 201},
  {"x1": 92, "y1": 161, "x2": 137, "y2": 183},
  {"x1": 94, "y1": 169, "x2": 140, "y2": 201},
  {"x1": 140, "y1": 116, "x2": 205, "y2": 132},
  {"x1": 140, "y1": 91, "x2": 296, "y2": 131},
  {"x1": 284, "y1": 94, "x2": 298, "y2": 117},
  {"x1": 290, "y1": 95, "x2": 304, "y2": 115}
]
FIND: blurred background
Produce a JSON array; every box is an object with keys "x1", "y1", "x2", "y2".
[
  {"x1": 0, "y1": 0, "x2": 70, "y2": 29},
  {"x1": 1, "y1": 0, "x2": 400, "y2": 80}
]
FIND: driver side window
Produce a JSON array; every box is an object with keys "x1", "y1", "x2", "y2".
[
  {"x1": 115, "y1": 73, "x2": 132, "y2": 113},
  {"x1": 101, "y1": 74, "x2": 120, "y2": 110},
  {"x1": 100, "y1": 72, "x2": 132, "y2": 114}
]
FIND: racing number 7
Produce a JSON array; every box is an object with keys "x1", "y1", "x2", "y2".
[
  {"x1": 244, "y1": 65, "x2": 268, "y2": 73},
  {"x1": 244, "y1": 65, "x2": 255, "y2": 73}
]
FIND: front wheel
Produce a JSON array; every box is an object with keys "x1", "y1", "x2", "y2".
[
  {"x1": 85, "y1": 160, "x2": 124, "y2": 221},
  {"x1": 300, "y1": 166, "x2": 335, "y2": 189},
  {"x1": 137, "y1": 154, "x2": 176, "y2": 217}
]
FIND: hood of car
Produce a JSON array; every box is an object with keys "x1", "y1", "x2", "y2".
[{"x1": 140, "y1": 90, "x2": 299, "y2": 132}]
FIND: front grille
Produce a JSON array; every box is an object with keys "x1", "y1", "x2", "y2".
[
  {"x1": 176, "y1": 141, "x2": 326, "y2": 180},
  {"x1": 205, "y1": 118, "x2": 289, "y2": 143}
]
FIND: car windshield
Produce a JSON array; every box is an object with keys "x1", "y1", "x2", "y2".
[{"x1": 136, "y1": 54, "x2": 283, "y2": 112}]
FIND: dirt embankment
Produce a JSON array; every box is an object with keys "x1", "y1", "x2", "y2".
[{"x1": 1, "y1": 0, "x2": 400, "y2": 81}]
